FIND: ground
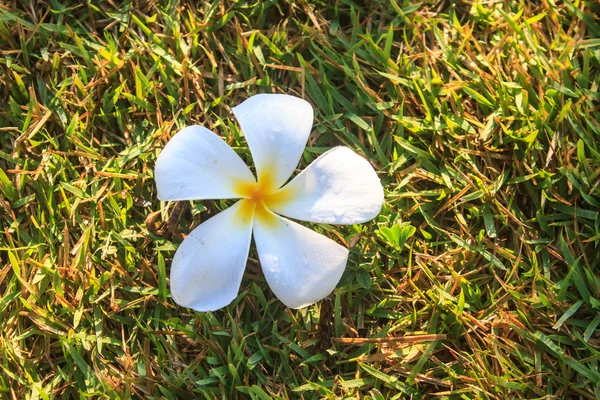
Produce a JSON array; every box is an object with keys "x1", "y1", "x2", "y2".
[{"x1": 1, "y1": 0, "x2": 600, "y2": 399}]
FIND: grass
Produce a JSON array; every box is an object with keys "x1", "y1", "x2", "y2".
[{"x1": 1, "y1": 0, "x2": 600, "y2": 398}]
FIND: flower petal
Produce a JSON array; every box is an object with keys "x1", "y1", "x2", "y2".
[
  {"x1": 253, "y1": 206, "x2": 349, "y2": 309},
  {"x1": 155, "y1": 125, "x2": 255, "y2": 201},
  {"x1": 170, "y1": 201, "x2": 253, "y2": 312},
  {"x1": 232, "y1": 94, "x2": 313, "y2": 189},
  {"x1": 268, "y1": 147, "x2": 384, "y2": 224}
]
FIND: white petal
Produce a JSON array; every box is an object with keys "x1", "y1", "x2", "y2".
[
  {"x1": 253, "y1": 206, "x2": 349, "y2": 309},
  {"x1": 268, "y1": 147, "x2": 384, "y2": 224},
  {"x1": 155, "y1": 125, "x2": 255, "y2": 201},
  {"x1": 170, "y1": 201, "x2": 253, "y2": 312},
  {"x1": 232, "y1": 94, "x2": 313, "y2": 189}
]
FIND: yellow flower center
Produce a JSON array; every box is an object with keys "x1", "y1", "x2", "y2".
[{"x1": 232, "y1": 170, "x2": 295, "y2": 227}]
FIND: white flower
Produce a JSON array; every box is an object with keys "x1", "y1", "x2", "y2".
[{"x1": 154, "y1": 94, "x2": 384, "y2": 311}]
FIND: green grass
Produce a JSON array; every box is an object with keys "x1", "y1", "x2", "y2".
[{"x1": 1, "y1": 0, "x2": 600, "y2": 398}]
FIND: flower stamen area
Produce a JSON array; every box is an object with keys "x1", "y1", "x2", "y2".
[{"x1": 233, "y1": 170, "x2": 294, "y2": 227}]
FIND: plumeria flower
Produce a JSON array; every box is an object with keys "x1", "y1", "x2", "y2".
[{"x1": 155, "y1": 94, "x2": 383, "y2": 311}]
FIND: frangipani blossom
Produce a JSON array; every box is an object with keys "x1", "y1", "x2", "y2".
[{"x1": 155, "y1": 94, "x2": 383, "y2": 311}]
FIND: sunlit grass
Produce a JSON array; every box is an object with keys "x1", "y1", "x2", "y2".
[{"x1": 1, "y1": 0, "x2": 600, "y2": 398}]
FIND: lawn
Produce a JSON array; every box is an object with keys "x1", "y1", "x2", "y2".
[{"x1": 1, "y1": 0, "x2": 600, "y2": 398}]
